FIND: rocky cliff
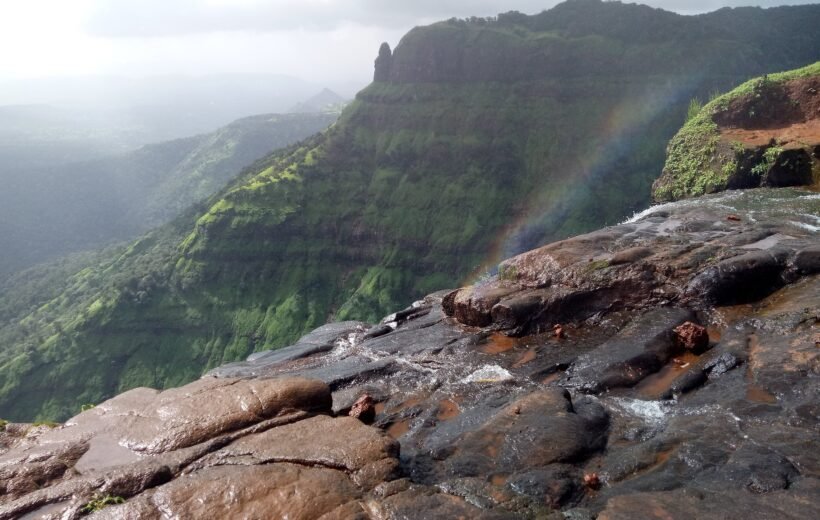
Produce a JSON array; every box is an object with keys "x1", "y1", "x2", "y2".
[
  {"x1": 653, "y1": 62, "x2": 820, "y2": 201},
  {"x1": 1, "y1": 185, "x2": 817, "y2": 519},
  {"x1": 4, "y1": 0, "x2": 820, "y2": 423}
]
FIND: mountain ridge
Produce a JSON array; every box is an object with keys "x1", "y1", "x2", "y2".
[
  {"x1": 3, "y1": 0, "x2": 820, "y2": 421},
  {"x1": 0, "y1": 112, "x2": 337, "y2": 278}
]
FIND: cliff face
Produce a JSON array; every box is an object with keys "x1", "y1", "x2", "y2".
[
  {"x1": 4, "y1": 0, "x2": 820, "y2": 422},
  {"x1": 653, "y1": 62, "x2": 820, "y2": 201},
  {"x1": 381, "y1": 1, "x2": 820, "y2": 83},
  {"x1": 1, "y1": 186, "x2": 817, "y2": 519}
]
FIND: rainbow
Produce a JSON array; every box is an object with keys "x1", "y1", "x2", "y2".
[{"x1": 462, "y1": 74, "x2": 713, "y2": 286}]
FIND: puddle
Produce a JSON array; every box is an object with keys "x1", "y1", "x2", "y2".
[
  {"x1": 437, "y1": 399, "x2": 460, "y2": 421},
  {"x1": 74, "y1": 435, "x2": 141, "y2": 474},
  {"x1": 387, "y1": 419, "x2": 410, "y2": 439},
  {"x1": 512, "y1": 349, "x2": 537, "y2": 368},
  {"x1": 746, "y1": 384, "x2": 777, "y2": 404},
  {"x1": 491, "y1": 473, "x2": 508, "y2": 486},
  {"x1": 635, "y1": 352, "x2": 700, "y2": 399},
  {"x1": 480, "y1": 333, "x2": 519, "y2": 354}
]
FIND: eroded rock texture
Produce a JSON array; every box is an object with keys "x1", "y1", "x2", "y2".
[{"x1": 2, "y1": 188, "x2": 818, "y2": 519}]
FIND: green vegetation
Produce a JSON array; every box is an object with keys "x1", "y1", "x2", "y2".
[
  {"x1": 655, "y1": 110, "x2": 724, "y2": 201},
  {"x1": 81, "y1": 494, "x2": 126, "y2": 514},
  {"x1": 32, "y1": 421, "x2": 59, "y2": 428},
  {"x1": 498, "y1": 265, "x2": 519, "y2": 282},
  {"x1": 2, "y1": 1, "x2": 820, "y2": 421},
  {"x1": 686, "y1": 98, "x2": 704, "y2": 124},
  {"x1": 654, "y1": 62, "x2": 820, "y2": 201},
  {"x1": 753, "y1": 145, "x2": 785, "y2": 177},
  {"x1": 0, "y1": 419, "x2": 7, "y2": 431},
  {"x1": 584, "y1": 260, "x2": 611, "y2": 273}
]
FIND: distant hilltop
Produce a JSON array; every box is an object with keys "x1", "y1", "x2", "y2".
[{"x1": 289, "y1": 88, "x2": 348, "y2": 114}]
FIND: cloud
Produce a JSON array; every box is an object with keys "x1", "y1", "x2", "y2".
[{"x1": 84, "y1": 0, "x2": 820, "y2": 38}]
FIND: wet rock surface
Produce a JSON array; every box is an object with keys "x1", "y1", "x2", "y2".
[{"x1": 2, "y1": 188, "x2": 818, "y2": 519}]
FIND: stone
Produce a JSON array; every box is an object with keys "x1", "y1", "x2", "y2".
[
  {"x1": 673, "y1": 321, "x2": 709, "y2": 354},
  {"x1": 349, "y1": 394, "x2": 377, "y2": 424},
  {"x1": 117, "y1": 378, "x2": 331, "y2": 454},
  {"x1": 562, "y1": 308, "x2": 694, "y2": 392},
  {"x1": 686, "y1": 250, "x2": 787, "y2": 305},
  {"x1": 3, "y1": 188, "x2": 820, "y2": 519},
  {"x1": 96, "y1": 464, "x2": 364, "y2": 520}
]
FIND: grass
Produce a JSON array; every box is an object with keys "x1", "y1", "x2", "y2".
[
  {"x1": 583, "y1": 260, "x2": 611, "y2": 273},
  {"x1": 81, "y1": 494, "x2": 126, "y2": 514},
  {"x1": 32, "y1": 421, "x2": 59, "y2": 428}
]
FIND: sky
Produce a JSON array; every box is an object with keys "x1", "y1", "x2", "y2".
[{"x1": 0, "y1": 0, "x2": 816, "y2": 94}]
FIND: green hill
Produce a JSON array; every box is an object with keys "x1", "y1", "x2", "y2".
[
  {"x1": 0, "y1": 113, "x2": 337, "y2": 277},
  {"x1": 3, "y1": 0, "x2": 820, "y2": 421}
]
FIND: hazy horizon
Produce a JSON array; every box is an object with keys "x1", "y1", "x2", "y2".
[{"x1": 2, "y1": 0, "x2": 818, "y2": 109}]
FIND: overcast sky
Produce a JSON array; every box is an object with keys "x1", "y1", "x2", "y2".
[{"x1": 0, "y1": 0, "x2": 816, "y2": 89}]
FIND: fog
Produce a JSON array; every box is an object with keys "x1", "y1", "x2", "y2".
[
  {"x1": 2, "y1": 1, "x2": 816, "y2": 107},
  {"x1": 0, "y1": 0, "x2": 816, "y2": 155}
]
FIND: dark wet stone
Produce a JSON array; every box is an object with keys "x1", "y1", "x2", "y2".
[
  {"x1": 563, "y1": 308, "x2": 694, "y2": 392},
  {"x1": 794, "y1": 246, "x2": 820, "y2": 274},
  {"x1": 764, "y1": 149, "x2": 814, "y2": 187},
  {"x1": 686, "y1": 250, "x2": 788, "y2": 305},
  {"x1": 442, "y1": 390, "x2": 608, "y2": 478},
  {"x1": 490, "y1": 289, "x2": 552, "y2": 330},
  {"x1": 668, "y1": 368, "x2": 708, "y2": 396},
  {"x1": 278, "y1": 356, "x2": 396, "y2": 390},
  {"x1": 364, "y1": 324, "x2": 394, "y2": 339},
  {"x1": 375, "y1": 485, "x2": 516, "y2": 519},
  {"x1": 508, "y1": 465, "x2": 583, "y2": 508},
  {"x1": 704, "y1": 352, "x2": 742, "y2": 378},
  {"x1": 597, "y1": 480, "x2": 820, "y2": 519},
  {"x1": 296, "y1": 320, "x2": 369, "y2": 346}
]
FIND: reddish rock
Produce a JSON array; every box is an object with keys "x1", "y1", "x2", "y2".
[
  {"x1": 727, "y1": 214, "x2": 742, "y2": 221},
  {"x1": 584, "y1": 472, "x2": 601, "y2": 490},
  {"x1": 674, "y1": 321, "x2": 710, "y2": 354},
  {"x1": 554, "y1": 324, "x2": 566, "y2": 339},
  {"x1": 349, "y1": 394, "x2": 377, "y2": 424}
]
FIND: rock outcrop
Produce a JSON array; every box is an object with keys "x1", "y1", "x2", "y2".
[
  {"x1": 3, "y1": 186, "x2": 817, "y2": 518},
  {"x1": 653, "y1": 62, "x2": 820, "y2": 201}
]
